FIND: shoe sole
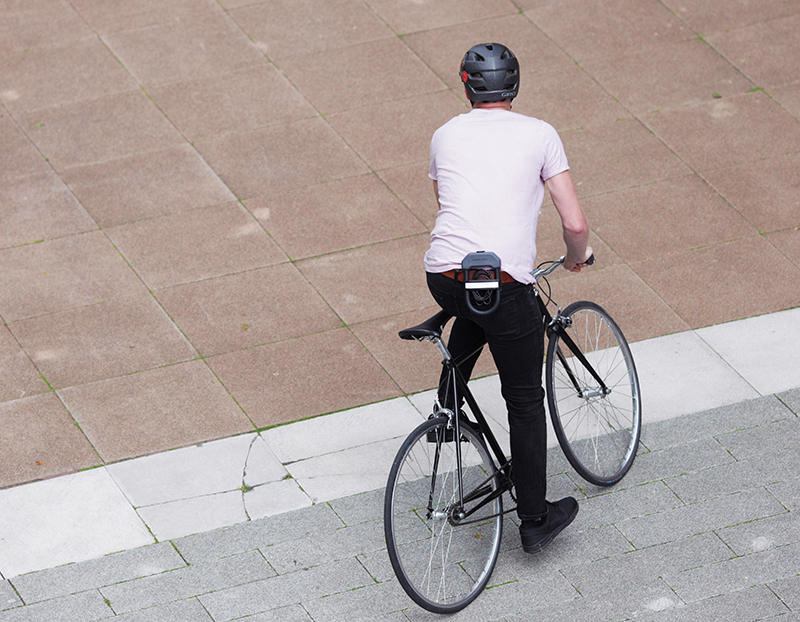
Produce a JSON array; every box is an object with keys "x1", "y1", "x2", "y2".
[{"x1": 521, "y1": 505, "x2": 579, "y2": 554}]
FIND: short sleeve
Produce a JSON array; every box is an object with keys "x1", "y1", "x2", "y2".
[
  {"x1": 429, "y1": 133, "x2": 439, "y2": 181},
  {"x1": 540, "y1": 122, "x2": 570, "y2": 181}
]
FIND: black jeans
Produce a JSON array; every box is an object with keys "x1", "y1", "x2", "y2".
[{"x1": 426, "y1": 272, "x2": 547, "y2": 519}]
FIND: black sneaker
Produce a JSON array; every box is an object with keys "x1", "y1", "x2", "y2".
[{"x1": 519, "y1": 497, "x2": 579, "y2": 554}]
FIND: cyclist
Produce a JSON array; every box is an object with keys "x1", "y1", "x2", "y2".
[{"x1": 424, "y1": 43, "x2": 594, "y2": 553}]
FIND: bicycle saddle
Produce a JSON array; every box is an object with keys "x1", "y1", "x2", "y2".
[{"x1": 398, "y1": 310, "x2": 453, "y2": 340}]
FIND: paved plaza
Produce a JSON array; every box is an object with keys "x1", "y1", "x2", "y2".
[
  {"x1": 1, "y1": 0, "x2": 800, "y2": 619},
  {"x1": 1, "y1": 383, "x2": 800, "y2": 621}
]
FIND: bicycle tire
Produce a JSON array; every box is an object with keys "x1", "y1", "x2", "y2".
[
  {"x1": 384, "y1": 417, "x2": 503, "y2": 613},
  {"x1": 546, "y1": 301, "x2": 642, "y2": 486}
]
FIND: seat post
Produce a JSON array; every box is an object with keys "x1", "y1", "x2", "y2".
[{"x1": 432, "y1": 336, "x2": 452, "y2": 362}]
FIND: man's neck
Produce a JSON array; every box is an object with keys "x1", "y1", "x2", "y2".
[{"x1": 473, "y1": 100, "x2": 512, "y2": 111}]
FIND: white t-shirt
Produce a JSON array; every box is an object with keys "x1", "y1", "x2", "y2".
[{"x1": 424, "y1": 108, "x2": 569, "y2": 284}]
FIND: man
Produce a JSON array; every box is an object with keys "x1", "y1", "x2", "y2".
[{"x1": 424, "y1": 42, "x2": 593, "y2": 553}]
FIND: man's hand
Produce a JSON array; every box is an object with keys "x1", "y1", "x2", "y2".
[{"x1": 564, "y1": 247, "x2": 594, "y2": 272}]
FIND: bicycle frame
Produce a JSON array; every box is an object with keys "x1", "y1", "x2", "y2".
[
  {"x1": 427, "y1": 275, "x2": 610, "y2": 522},
  {"x1": 387, "y1": 253, "x2": 639, "y2": 614}
]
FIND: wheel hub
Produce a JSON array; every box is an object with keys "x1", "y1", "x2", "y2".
[{"x1": 447, "y1": 505, "x2": 466, "y2": 526}]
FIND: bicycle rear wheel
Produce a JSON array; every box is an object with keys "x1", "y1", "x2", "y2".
[
  {"x1": 384, "y1": 417, "x2": 503, "y2": 614},
  {"x1": 546, "y1": 301, "x2": 641, "y2": 486}
]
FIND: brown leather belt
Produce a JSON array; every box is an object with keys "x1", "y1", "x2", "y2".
[{"x1": 441, "y1": 269, "x2": 516, "y2": 284}]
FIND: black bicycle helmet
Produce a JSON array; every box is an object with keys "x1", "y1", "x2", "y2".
[{"x1": 460, "y1": 43, "x2": 519, "y2": 103}]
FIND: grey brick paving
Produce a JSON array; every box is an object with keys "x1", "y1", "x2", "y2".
[
  {"x1": 300, "y1": 580, "x2": 411, "y2": 622},
  {"x1": 101, "y1": 550, "x2": 273, "y2": 614},
  {"x1": 501, "y1": 596, "x2": 632, "y2": 622},
  {"x1": 577, "y1": 480, "x2": 683, "y2": 526},
  {"x1": 401, "y1": 570, "x2": 580, "y2": 622},
  {"x1": 665, "y1": 456, "x2": 774, "y2": 504},
  {"x1": 0, "y1": 590, "x2": 112, "y2": 622},
  {"x1": 262, "y1": 520, "x2": 386, "y2": 575},
  {"x1": 771, "y1": 574, "x2": 800, "y2": 611},
  {"x1": 3, "y1": 397, "x2": 800, "y2": 621},
  {"x1": 770, "y1": 477, "x2": 800, "y2": 512},
  {"x1": 718, "y1": 418, "x2": 800, "y2": 461},
  {"x1": 173, "y1": 503, "x2": 343, "y2": 565},
  {"x1": 355, "y1": 548, "x2": 395, "y2": 585},
  {"x1": 198, "y1": 558, "x2": 373, "y2": 621},
  {"x1": 717, "y1": 512, "x2": 800, "y2": 556},
  {"x1": 11, "y1": 542, "x2": 185, "y2": 604},
  {"x1": 619, "y1": 436, "x2": 736, "y2": 489},
  {"x1": 640, "y1": 395, "x2": 795, "y2": 452},
  {"x1": 634, "y1": 585, "x2": 789, "y2": 621},
  {"x1": 110, "y1": 599, "x2": 212, "y2": 622},
  {"x1": 0, "y1": 582, "x2": 21, "y2": 612},
  {"x1": 617, "y1": 487, "x2": 787, "y2": 548},
  {"x1": 778, "y1": 388, "x2": 800, "y2": 415},
  {"x1": 664, "y1": 541, "x2": 800, "y2": 604},
  {"x1": 229, "y1": 604, "x2": 316, "y2": 622},
  {"x1": 328, "y1": 488, "x2": 384, "y2": 526},
  {"x1": 558, "y1": 532, "x2": 733, "y2": 601}
]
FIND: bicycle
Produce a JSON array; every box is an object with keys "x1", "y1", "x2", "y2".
[{"x1": 383, "y1": 256, "x2": 642, "y2": 613}]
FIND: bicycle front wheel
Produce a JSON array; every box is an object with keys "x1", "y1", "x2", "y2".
[
  {"x1": 384, "y1": 417, "x2": 503, "y2": 614},
  {"x1": 546, "y1": 301, "x2": 642, "y2": 486}
]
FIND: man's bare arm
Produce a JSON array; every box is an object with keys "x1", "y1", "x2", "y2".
[{"x1": 545, "y1": 171, "x2": 593, "y2": 272}]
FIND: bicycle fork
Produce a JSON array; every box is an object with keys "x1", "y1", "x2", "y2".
[{"x1": 549, "y1": 315, "x2": 610, "y2": 398}]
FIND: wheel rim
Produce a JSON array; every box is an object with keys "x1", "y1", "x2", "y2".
[
  {"x1": 385, "y1": 420, "x2": 502, "y2": 612},
  {"x1": 548, "y1": 305, "x2": 641, "y2": 484}
]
